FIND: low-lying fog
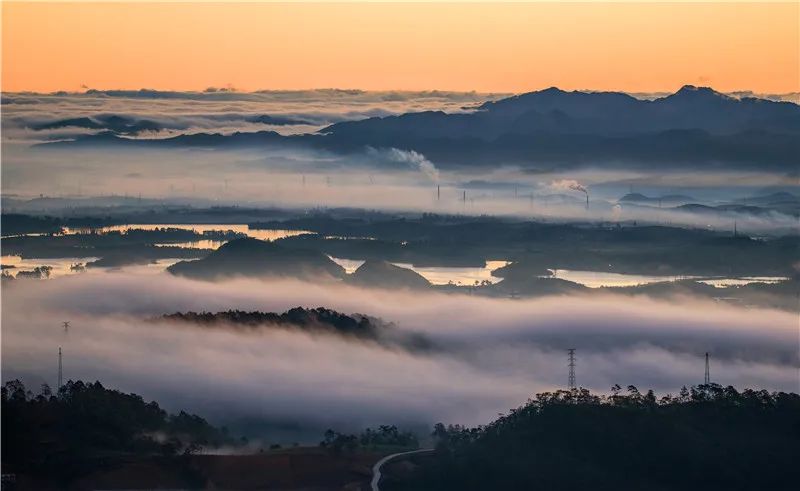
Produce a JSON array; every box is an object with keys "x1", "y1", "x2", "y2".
[
  {"x1": 3, "y1": 271, "x2": 797, "y2": 440},
  {"x1": 4, "y1": 88, "x2": 799, "y2": 232},
  {"x1": 4, "y1": 144, "x2": 799, "y2": 233}
]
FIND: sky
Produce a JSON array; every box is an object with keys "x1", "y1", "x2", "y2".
[{"x1": 2, "y1": 1, "x2": 798, "y2": 93}]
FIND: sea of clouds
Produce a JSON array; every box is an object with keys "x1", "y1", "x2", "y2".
[{"x1": 3, "y1": 270, "x2": 796, "y2": 438}]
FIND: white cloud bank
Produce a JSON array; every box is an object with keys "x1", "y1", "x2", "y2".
[{"x1": 2, "y1": 271, "x2": 797, "y2": 436}]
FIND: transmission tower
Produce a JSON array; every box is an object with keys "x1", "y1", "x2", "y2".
[
  {"x1": 704, "y1": 352, "x2": 710, "y2": 385},
  {"x1": 58, "y1": 347, "x2": 63, "y2": 390},
  {"x1": 568, "y1": 348, "x2": 576, "y2": 390}
]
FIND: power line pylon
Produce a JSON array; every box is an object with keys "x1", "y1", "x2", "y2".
[{"x1": 568, "y1": 348, "x2": 576, "y2": 391}]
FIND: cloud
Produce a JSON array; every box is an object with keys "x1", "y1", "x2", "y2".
[
  {"x1": 2, "y1": 271, "x2": 796, "y2": 438},
  {"x1": 2, "y1": 90, "x2": 798, "y2": 232},
  {"x1": 1, "y1": 90, "x2": 502, "y2": 144}
]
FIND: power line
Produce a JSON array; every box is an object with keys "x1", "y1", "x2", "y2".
[{"x1": 58, "y1": 347, "x2": 63, "y2": 390}]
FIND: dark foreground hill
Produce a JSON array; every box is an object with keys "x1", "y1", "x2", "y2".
[
  {"x1": 390, "y1": 385, "x2": 800, "y2": 491},
  {"x1": 167, "y1": 237, "x2": 346, "y2": 280},
  {"x1": 0, "y1": 380, "x2": 397, "y2": 491},
  {"x1": 1, "y1": 379, "x2": 234, "y2": 486}
]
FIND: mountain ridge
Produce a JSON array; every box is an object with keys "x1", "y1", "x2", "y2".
[{"x1": 36, "y1": 85, "x2": 800, "y2": 171}]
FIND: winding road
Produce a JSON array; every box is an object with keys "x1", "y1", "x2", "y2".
[{"x1": 370, "y1": 448, "x2": 434, "y2": 491}]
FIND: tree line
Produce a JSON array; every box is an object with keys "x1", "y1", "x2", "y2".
[
  {"x1": 1, "y1": 379, "x2": 236, "y2": 483},
  {"x1": 397, "y1": 384, "x2": 800, "y2": 491},
  {"x1": 320, "y1": 425, "x2": 419, "y2": 455}
]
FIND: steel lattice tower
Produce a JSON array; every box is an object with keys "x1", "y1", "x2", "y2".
[
  {"x1": 704, "y1": 352, "x2": 710, "y2": 385},
  {"x1": 568, "y1": 348, "x2": 576, "y2": 390}
]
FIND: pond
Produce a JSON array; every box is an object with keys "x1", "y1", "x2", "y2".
[
  {"x1": 62, "y1": 224, "x2": 312, "y2": 246},
  {"x1": 546, "y1": 269, "x2": 788, "y2": 289},
  {"x1": 329, "y1": 257, "x2": 509, "y2": 285},
  {"x1": 0, "y1": 255, "x2": 199, "y2": 279},
  {"x1": 1, "y1": 255, "x2": 100, "y2": 279}
]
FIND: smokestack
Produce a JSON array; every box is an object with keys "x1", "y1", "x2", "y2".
[{"x1": 437, "y1": 185, "x2": 440, "y2": 201}]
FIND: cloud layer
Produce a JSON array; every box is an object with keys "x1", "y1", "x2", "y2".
[
  {"x1": 2, "y1": 89, "x2": 501, "y2": 143},
  {"x1": 2, "y1": 89, "x2": 798, "y2": 232},
  {"x1": 3, "y1": 270, "x2": 796, "y2": 437}
]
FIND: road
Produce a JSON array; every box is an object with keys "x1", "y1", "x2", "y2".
[{"x1": 370, "y1": 448, "x2": 434, "y2": 491}]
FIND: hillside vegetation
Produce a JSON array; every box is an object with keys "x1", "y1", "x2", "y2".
[{"x1": 396, "y1": 384, "x2": 800, "y2": 491}]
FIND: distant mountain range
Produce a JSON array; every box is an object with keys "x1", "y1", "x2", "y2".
[
  {"x1": 618, "y1": 191, "x2": 799, "y2": 216},
  {"x1": 29, "y1": 113, "x2": 310, "y2": 135},
  {"x1": 325, "y1": 85, "x2": 800, "y2": 139},
  {"x1": 619, "y1": 193, "x2": 696, "y2": 205},
  {"x1": 41, "y1": 85, "x2": 800, "y2": 170}
]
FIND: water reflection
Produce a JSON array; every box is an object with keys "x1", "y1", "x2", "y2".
[
  {"x1": 2, "y1": 248, "x2": 790, "y2": 289},
  {"x1": 395, "y1": 260, "x2": 510, "y2": 286},
  {"x1": 328, "y1": 257, "x2": 365, "y2": 274},
  {"x1": 329, "y1": 257, "x2": 508, "y2": 285},
  {"x1": 1, "y1": 255, "x2": 196, "y2": 278},
  {"x1": 154, "y1": 240, "x2": 227, "y2": 250},
  {"x1": 1, "y1": 255, "x2": 98, "y2": 279},
  {"x1": 547, "y1": 269, "x2": 789, "y2": 288},
  {"x1": 547, "y1": 269, "x2": 688, "y2": 288},
  {"x1": 698, "y1": 277, "x2": 789, "y2": 288},
  {"x1": 62, "y1": 224, "x2": 312, "y2": 243}
]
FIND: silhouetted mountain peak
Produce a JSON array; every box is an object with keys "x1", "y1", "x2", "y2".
[
  {"x1": 664, "y1": 85, "x2": 732, "y2": 103},
  {"x1": 215, "y1": 236, "x2": 274, "y2": 252},
  {"x1": 620, "y1": 193, "x2": 696, "y2": 204},
  {"x1": 347, "y1": 259, "x2": 430, "y2": 290},
  {"x1": 540, "y1": 86, "x2": 568, "y2": 95},
  {"x1": 619, "y1": 193, "x2": 651, "y2": 202},
  {"x1": 167, "y1": 237, "x2": 346, "y2": 280},
  {"x1": 677, "y1": 85, "x2": 718, "y2": 95}
]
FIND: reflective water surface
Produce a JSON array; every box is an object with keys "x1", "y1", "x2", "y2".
[
  {"x1": 1, "y1": 255, "x2": 99, "y2": 278},
  {"x1": 329, "y1": 257, "x2": 509, "y2": 285},
  {"x1": 63, "y1": 224, "x2": 312, "y2": 244},
  {"x1": 547, "y1": 269, "x2": 788, "y2": 289}
]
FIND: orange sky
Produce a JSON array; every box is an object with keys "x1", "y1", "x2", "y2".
[{"x1": 2, "y1": 2, "x2": 798, "y2": 93}]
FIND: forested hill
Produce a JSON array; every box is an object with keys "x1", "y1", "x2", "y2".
[
  {"x1": 395, "y1": 384, "x2": 800, "y2": 491},
  {"x1": 160, "y1": 307, "x2": 389, "y2": 340},
  {"x1": 159, "y1": 307, "x2": 435, "y2": 352},
  {"x1": 1, "y1": 380, "x2": 236, "y2": 484}
]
